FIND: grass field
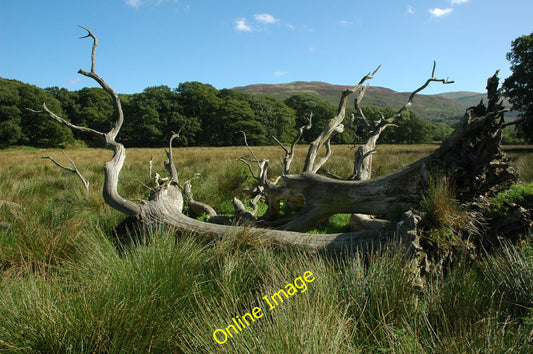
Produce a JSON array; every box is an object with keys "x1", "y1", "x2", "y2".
[{"x1": 0, "y1": 144, "x2": 532, "y2": 352}]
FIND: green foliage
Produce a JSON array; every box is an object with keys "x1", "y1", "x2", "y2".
[
  {"x1": 504, "y1": 32, "x2": 533, "y2": 142},
  {"x1": 0, "y1": 78, "x2": 74, "y2": 147},
  {"x1": 284, "y1": 93, "x2": 337, "y2": 143},
  {"x1": 246, "y1": 94, "x2": 296, "y2": 144},
  {"x1": 1, "y1": 76, "x2": 455, "y2": 148},
  {"x1": 0, "y1": 106, "x2": 22, "y2": 147},
  {"x1": 308, "y1": 213, "x2": 352, "y2": 234},
  {"x1": 491, "y1": 183, "x2": 533, "y2": 214},
  {"x1": 375, "y1": 108, "x2": 432, "y2": 143}
]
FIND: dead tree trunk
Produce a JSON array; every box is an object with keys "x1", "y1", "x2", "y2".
[{"x1": 33, "y1": 28, "x2": 517, "y2": 251}]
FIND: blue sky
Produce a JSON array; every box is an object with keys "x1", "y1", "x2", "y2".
[{"x1": 1, "y1": 0, "x2": 532, "y2": 95}]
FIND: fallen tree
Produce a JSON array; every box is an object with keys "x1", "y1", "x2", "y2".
[{"x1": 31, "y1": 28, "x2": 521, "y2": 251}]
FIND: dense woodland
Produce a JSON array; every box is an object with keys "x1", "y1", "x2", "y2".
[{"x1": 0, "y1": 77, "x2": 450, "y2": 148}]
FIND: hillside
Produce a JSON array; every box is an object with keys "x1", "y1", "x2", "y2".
[
  {"x1": 438, "y1": 91, "x2": 518, "y2": 120},
  {"x1": 233, "y1": 81, "x2": 470, "y2": 123}
]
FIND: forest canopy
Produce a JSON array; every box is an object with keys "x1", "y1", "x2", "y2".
[{"x1": 0, "y1": 77, "x2": 444, "y2": 148}]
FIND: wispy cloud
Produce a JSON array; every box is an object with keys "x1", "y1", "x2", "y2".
[
  {"x1": 254, "y1": 13, "x2": 278, "y2": 24},
  {"x1": 236, "y1": 13, "x2": 280, "y2": 32},
  {"x1": 339, "y1": 20, "x2": 353, "y2": 26},
  {"x1": 68, "y1": 78, "x2": 81, "y2": 86},
  {"x1": 124, "y1": 0, "x2": 179, "y2": 8},
  {"x1": 125, "y1": 0, "x2": 142, "y2": 8},
  {"x1": 408, "y1": 5, "x2": 415, "y2": 15},
  {"x1": 427, "y1": 0, "x2": 467, "y2": 18},
  {"x1": 429, "y1": 8, "x2": 453, "y2": 17},
  {"x1": 274, "y1": 71, "x2": 288, "y2": 77},
  {"x1": 235, "y1": 18, "x2": 252, "y2": 32}
]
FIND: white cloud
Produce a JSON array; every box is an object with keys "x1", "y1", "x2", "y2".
[
  {"x1": 408, "y1": 5, "x2": 414, "y2": 15},
  {"x1": 235, "y1": 18, "x2": 252, "y2": 32},
  {"x1": 125, "y1": 0, "x2": 179, "y2": 8},
  {"x1": 68, "y1": 78, "x2": 81, "y2": 86},
  {"x1": 339, "y1": 20, "x2": 353, "y2": 26},
  {"x1": 308, "y1": 47, "x2": 316, "y2": 53},
  {"x1": 429, "y1": 8, "x2": 453, "y2": 17},
  {"x1": 274, "y1": 71, "x2": 288, "y2": 77},
  {"x1": 286, "y1": 24, "x2": 296, "y2": 30},
  {"x1": 125, "y1": 0, "x2": 142, "y2": 8},
  {"x1": 254, "y1": 13, "x2": 278, "y2": 24},
  {"x1": 451, "y1": 0, "x2": 469, "y2": 5}
]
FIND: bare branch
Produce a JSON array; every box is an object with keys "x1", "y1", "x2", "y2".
[
  {"x1": 232, "y1": 197, "x2": 258, "y2": 224},
  {"x1": 77, "y1": 27, "x2": 124, "y2": 141},
  {"x1": 28, "y1": 27, "x2": 140, "y2": 216},
  {"x1": 240, "y1": 130, "x2": 260, "y2": 165},
  {"x1": 237, "y1": 157, "x2": 259, "y2": 180},
  {"x1": 79, "y1": 26, "x2": 98, "y2": 73},
  {"x1": 164, "y1": 131, "x2": 181, "y2": 184},
  {"x1": 249, "y1": 194, "x2": 262, "y2": 216},
  {"x1": 41, "y1": 152, "x2": 90, "y2": 192},
  {"x1": 27, "y1": 104, "x2": 106, "y2": 140},
  {"x1": 274, "y1": 112, "x2": 313, "y2": 174},
  {"x1": 183, "y1": 180, "x2": 218, "y2": 219},
  {"x1": 313, "y1": 124, "x2": 345, "y2": 173},
  {"x1": 149, "y1": 155, "x2": 154, "y2": 178},
  {"x1": 351, "y1": 62, "x2": 453, "y2": 181},
  {"x1": 304, "y1": 66, "x2": 380, "y2": 173},
  {"x1": 135, "y1": 179, "x2": 154, "y2": 192},
  {"x1": 398, "y1": 61, "x2": 454, "y2": 116},
  {"x1": 238, "y1": 131, "x2": 269, "y2": 186},
  {"x1": 353, "y1": 85, "x2": 371, "y2": 130}
]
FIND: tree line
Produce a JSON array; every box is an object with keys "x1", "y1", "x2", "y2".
[{"x1": 0, "y1": 77, "x2": 445, "y2": 148}]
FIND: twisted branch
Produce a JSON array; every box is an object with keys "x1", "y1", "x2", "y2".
[
  {"x1": 304, "y1": 66, "x2": 381, "y2": 173},
  {"x1": 164, "y1": 130, "x2": 181, "y2": 184},
  {"x1": 273, "y1": 112, "x2": 313, "y2": 175},
  {"x1": 41, "y1": 151, "x2": 90, "y2": 192}
]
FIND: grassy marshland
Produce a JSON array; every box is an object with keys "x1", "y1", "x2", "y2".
[{"x1": 0, "y1": 144, "x2": 531, "y2": 352}]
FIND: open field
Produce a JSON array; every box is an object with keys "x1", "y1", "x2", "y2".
[{"x1": 0, "y1": 144, "x2": 532, "y2": 352}]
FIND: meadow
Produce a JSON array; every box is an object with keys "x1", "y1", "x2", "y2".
[{"x1": 0, "y1": 144, "x2": 532, "y2": 352}]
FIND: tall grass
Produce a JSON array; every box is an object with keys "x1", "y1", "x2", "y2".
[{"x1": 0, "y1": 145, "x2": 532, "y2": 352}]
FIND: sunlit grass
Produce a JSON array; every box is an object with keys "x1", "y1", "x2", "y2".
[{"x1": 0, "y1": 144, "x2": 531, "y2": 352}]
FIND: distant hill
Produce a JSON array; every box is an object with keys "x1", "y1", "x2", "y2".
[
  {"x1": 437, "y1": 91, "x2": 518, "y2": 120},
  {"x1": 233, "y1": 81, "x2": 481, "y2": 123},
  {"x1": 437, "y1": 91, "x2": 487, "y2": 108}
]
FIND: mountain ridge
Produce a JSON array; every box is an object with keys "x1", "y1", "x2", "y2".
[{"x1": 232, "y1": 81, "x2": 481, "y2": 123}]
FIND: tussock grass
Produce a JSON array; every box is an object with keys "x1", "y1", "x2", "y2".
[
  {"x1": 419, "y1": 175, "x2": 473, "y2": 250},
  {"x1": 0, "y1": 145, "x2": 531, "y2": 352}
]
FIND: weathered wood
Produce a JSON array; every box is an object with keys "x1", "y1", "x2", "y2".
[
  {"x1": 303, "y1": 66, "x2": 380, "y2": 173},
  {"x1": 352, "y1": 61, "x2": 453, "y2": 181}
]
